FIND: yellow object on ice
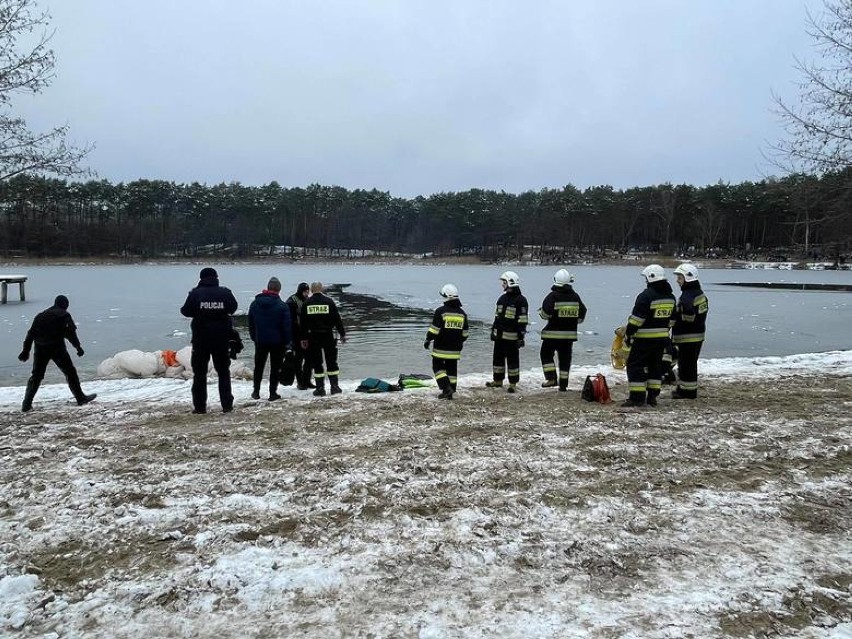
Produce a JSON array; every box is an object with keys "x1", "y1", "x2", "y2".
[{"x1": 611, "y1": 326, "x2": 628, "y2": 369}]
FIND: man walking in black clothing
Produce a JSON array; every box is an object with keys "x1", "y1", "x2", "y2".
[
  {"x1": 180, "y1": 267, "x2": 239, "y2": 414},
  {"x1": 18, "y1": 295, "x2": 96, "y2": 412},
  {"x1": 300, "y1": 282, "x2": 346, "y2": 396},
  {"x1": 248, "y1": 277, "x2": 293, "y2": 401},
  {"x1": 286, "y1": 282, "x2": 313, "y2": 389}
]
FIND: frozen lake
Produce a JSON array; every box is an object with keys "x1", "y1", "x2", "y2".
[{"x1": 0, "y1": 263, "x2": 850, "y2": 386}]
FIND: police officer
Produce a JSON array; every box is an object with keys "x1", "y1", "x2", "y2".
[
  {"x1": 18, "y1": 295, "x2": 96, "y2": 412},
  {"x1": 622, "y1": 264, "x2": 676, "y2": 408},
  {"x1": 300, "y1": 282, "x2": 346, "y2": 396},
  {"x1": 180, "y1": 267, "x2": 239, "y2": 414},
  {"x1": 486, "y1": 271, "x2": 528, "y2": 393},
  {"x1": 424, "y1": 284, "x2": 469, "y2": 400},
  {"x1": 248, "y1": 277, "x2": 293, "y2": 401},
  {"x1": 286, "y1": 282, "x2": 313, "y2": 390},
  {"x1": 538, "y1": 269, "x2": 587, "y2": 391},
  {"x1": 671, "y1": 263, "x2": 709, "y2": 399}
]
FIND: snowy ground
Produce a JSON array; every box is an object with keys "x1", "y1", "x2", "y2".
[{"x1": 1, "y1": 352, "x2": 851, "y2": 638}]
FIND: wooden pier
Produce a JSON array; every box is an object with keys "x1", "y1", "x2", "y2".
[{"x1": 0, "y1": 274, "x2": 27, "y2": 304}]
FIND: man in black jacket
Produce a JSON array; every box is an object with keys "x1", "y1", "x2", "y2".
[
  {"x1": 424, "y1": 283, "x2": 469, "y2": 400},
  {"x1": 286, "y1": 282, "x2": 313, "y2": 389},
  {"x1": 300, "y1": 282, "x2": 346, "y2": 397},
  {"x1": 248, "y1": 277, "x2": 293, "y2": 401},
  {"x1": 486, "y1": 270, "x2": 528, "y2": 393},
  {"x1": 538, "y1": 269, "x2": 587, "y2": 391},
  {"x1": 671, "y1": 263, "x2": 709, "y2": 399},
  {"x1": 18, "y1": 295, "x2": 96, "y2": 412},
  {"x1": 622, "y1": 264, "x2": 676, "y2": 408},
  {"x1": 180, "y1": 267, "x2": 239, "y2": 414}
]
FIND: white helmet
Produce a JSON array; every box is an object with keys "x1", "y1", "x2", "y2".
[
  {"x1": 553, "y1": 268, "x2": 574, "y2": 285},
  {"x1": 673, "y1": 263, "x2": 699, "y2": 282},
  {"x1": 641, "y1": 264, "x2": 666, "y2": 283},
  {"x1": 500, "y1": 271, "x2": 520, "y2": 287},
  {"x1": 440, "y1": 283, "x2": 459, "y2": 299}
]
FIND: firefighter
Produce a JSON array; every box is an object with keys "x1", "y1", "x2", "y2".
[
  {"x1": 300, "y1": 282, "x2": 346, "y2": 396},
  {"x1": 424, "y1": 283, "x2": 469, "y2": 400},
  {"x1": 486, "y1": 270, "x2": 528, "y2": 393},
  {"x1": 671, "y1": 263, "x2": 709, "y2": 399},
  {"x1": 538, "y1": 269, "x2": 587, "y2": 391},
  {"x1": 621, "y1": 264, "x2": 676, "y2": 408}
]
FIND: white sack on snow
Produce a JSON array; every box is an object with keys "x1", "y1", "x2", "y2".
[{"x1": 114, "y1": 349, "x2": 164, "y2": 377}]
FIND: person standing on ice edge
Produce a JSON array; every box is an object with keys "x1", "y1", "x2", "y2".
[
  {"x1": 180, "y1": 267, "x2": 239, "y2": 414},
  {"x1": 424, "y1": 284, "x2": 469, "y2": 400},
  {"x1": 486, "y1": 271, "x2": 528, "y2": 393},
  {"x1": 621, "y1": 264, "x2": 676, "y2": 408},
  {"x1": 538, "y1": 269, "x2": 587, "y2": 391},
  {"x1": 670, "y1": 263, "x2": 708, "y2": 399},
  {"x1": 300, "y1": 282, "x2": 346, "y2": 396},
  {"x1": 18, "y1": 295, "x2": 96, "y2": 412},
  {"x1": 248, "y1": 277, "x2": 293, "y2": 401},
  {"x1": 286, "y1": 282, "x2": 313, "y2": 390}
]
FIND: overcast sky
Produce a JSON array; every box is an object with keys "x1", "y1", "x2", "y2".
[{"x1": 18, "y1": 0, "x2": 824, "y2": 197}]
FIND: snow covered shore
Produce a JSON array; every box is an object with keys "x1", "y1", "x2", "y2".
[{"x1": 1, "y1": 351, "x2": 850, "y2": 638}]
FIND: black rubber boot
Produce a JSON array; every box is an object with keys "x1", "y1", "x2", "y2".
[
  {"x1": 329, "y1": 379, "x2": 342, "y2": 395},
  {"x1": 21, "y1": 378, "x2": 39, "y2": 412},
  {"x1": 313, "y1": 379, "x2": 326, "y2": 397},
  {"x1": 77, "y1": 393, "x2": 97, "y2": 406}
]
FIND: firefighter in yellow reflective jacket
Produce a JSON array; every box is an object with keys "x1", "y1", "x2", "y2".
[
  {"x1": 424, "y1": 284, "x2": 469, "y2": 400},
  {"x1": 486, "y1": 271, "x2": 529, "y2": 393},
  {"x1": 621, "y1": 264, "x2": 676, "y2": 408},
  {"x1": 538, "y1": 269, "x2": 587, "y2": 391},
  {"x1": 671, "y1": 263, "x2": 709, "y2": 399}
]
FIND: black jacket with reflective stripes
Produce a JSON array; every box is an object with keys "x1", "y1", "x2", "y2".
[
  {"x1": 491, "y1": 288, "x2": 529, "y2": 341},
  {"x1": 625, "y1": 280, "x2": 676, "y2": 340},
  {"x1": 301, "y1": 292, "x2": 345, "y2": 337},
  {"x1": 425, "y1": 298, "x2": 469, "y2": 359},
  {"x1": 538, "y1": 285, "x2": 587, "y2": 341},
  {"x1": 672, "y1": 281, "x2": 708, "y2": 344}
]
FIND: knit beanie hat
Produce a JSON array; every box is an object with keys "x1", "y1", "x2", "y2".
[
  {"x1": 54, "y1": 295, "x2": 69, "y2": 309},
  {"x1": 199, "y1": 267, "x2": 218, "y2": 279},
  {"x1": 297, "y1": 282, "x2": 310, "y2": 295}
]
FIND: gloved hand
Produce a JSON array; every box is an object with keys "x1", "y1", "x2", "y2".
[
  {"x1": 517, "y1": 338, "x2": 525, "y2": 348},
  {"x1": 423, "y1": 340, "x2": 431, "y2": 350},
  {"x1": 18, "y1": 350, "x2": 29, "y2": 362},
  {"x1": 621, "y1": 336, "x2": 633, "y2": 353},
  {"x1": 300, "y1": 339, "x2": 309, "y2": 350},
  {"x1": 76, "y1": 347, "x2": 85, "y2": 357}
]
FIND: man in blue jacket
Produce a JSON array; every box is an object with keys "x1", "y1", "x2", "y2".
[
  {"x1": 180, "y1": 267, "x2": 239, "y2": 414},
  {"x1": 248, "y1": 277, "x2": 293, "y2": 401}
]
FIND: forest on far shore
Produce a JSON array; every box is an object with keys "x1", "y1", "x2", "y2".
[{"x1": 0, "y1": 170, "x2": 850, "y2": 263}]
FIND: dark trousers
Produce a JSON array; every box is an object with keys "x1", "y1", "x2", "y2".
[
  {"x1": 253, "y1": 343, "x2": 285, "y2": 396},
  {"x1": 293, "y1": 342, "x2": 313, "y2": 386},
  {"x1": 308, "y1": 333, "x2": 339, "y2": 387},
  {"x1": 492, "y1": 340, "x2": 520, "y2": 384},
  {"x1": 432, "y1": 356, "x2": 459, "y2": 391},
  {"x1": 191, "y1": 342, "x2": 233, "y2": 411},
  {"x1": 675, "y1": 341, "x2": 703, "y2": 398},
  {"x1": 540, "y1": 340, "x2": 574, "y2": 389},
  {"x1": 26, "y1": 344, "x2": 85, "y2": 402},
  {"x1": 626, "y1": 338, "x2": 666, "y2": 402}
]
